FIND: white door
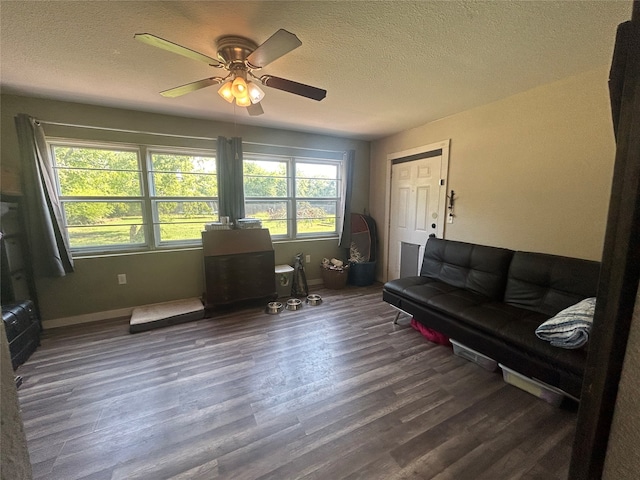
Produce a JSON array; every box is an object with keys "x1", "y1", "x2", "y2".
[{"x1": 388, "y1": 155, "x2": 443, "y2": 280}]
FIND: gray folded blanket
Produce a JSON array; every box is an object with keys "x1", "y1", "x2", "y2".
[{"x1": 535, "y1": 297, "x2": 596, "y2": 349}]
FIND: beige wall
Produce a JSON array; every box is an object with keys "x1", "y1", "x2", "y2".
[
  {"x1": 370, "y1": 67, "x2": 616, "y2": 280},
  {"x1": 0, "y1": 94, "x2": 370, "y2": 326}
]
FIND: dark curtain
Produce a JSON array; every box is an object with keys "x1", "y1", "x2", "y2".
[
  {"x1": 15, "y1": 114, "x2": 74, "y2": 276},
  {"x1": 216, "y1": 136, "x2": 245, "y2": 223},
  {"x1": 338, "y1": 149, "x2": 355, "y2": 248}
]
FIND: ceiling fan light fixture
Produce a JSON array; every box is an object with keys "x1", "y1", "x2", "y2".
[
  {"x1": 218, "y1": 81, "x2": 234, "y2": 103},
  {"x1": 247, "y1": 82, "x2": 265, "y2": 104},
  {"x1": 235, "y1": 92, "x2": 252, "y2": 107},
  {"x1": 231, "y1": 75, "x2": 248, "y2": 98}
]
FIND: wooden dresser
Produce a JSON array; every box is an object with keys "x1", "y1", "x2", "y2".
[{"x1": 202, "y1": 229, "x2": 276, "y2": 310}]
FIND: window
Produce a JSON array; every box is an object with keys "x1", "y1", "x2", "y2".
[
  {"x1": 51, "y1": 142, "x2": 218, "y2": 254},
  {"x1": 149, "y1": 151, "x2": 218, "y2": 244},
  {"x1": 50, "y1": 138, "x2": 345, "y2": 254},
  {"x1": 243, "y1": 154, "x2": 342, "y2": 239}
]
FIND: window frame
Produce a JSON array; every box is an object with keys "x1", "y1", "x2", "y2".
[
  {"x1": 243, "y1": 153, "x2": 343, "y2": 241},
  {"x1": 48, "y1": 136, "x2": 347, "y2": 256},
  {"x1": 146, "y1": 147, "x2": 219, "y2": 247},
  {"x1": 49, "y1": 139, "x2": 219, "y2": 256}
]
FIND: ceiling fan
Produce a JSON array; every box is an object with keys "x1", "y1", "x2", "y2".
[{"x1": 134, "y1": 29, "x2": 327, "y2": 116}]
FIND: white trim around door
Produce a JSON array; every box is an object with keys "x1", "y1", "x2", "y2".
[{"x1": 383, "y1": 139, "x2": 450, "y2": 282}]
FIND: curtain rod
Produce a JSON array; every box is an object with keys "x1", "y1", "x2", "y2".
[
  {"x1": 35, "y1": 119, "x2": 217, "y2": 142},
  {"x1": 242, "y1": 140, "x2": 347, "y2": 155},
  {"x1": 36, "y1": 119, "x2": 348, "y2": 155}
]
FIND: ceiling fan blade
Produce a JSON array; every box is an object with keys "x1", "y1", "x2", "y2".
[
  {"x1": 246, "y1": 29, "x2": 302, "y2": 68},
  {"x1": 160, "y1": 77, "x2": 225, "y2": 98},
  {"x1": 134, "y1": 33, "x2": 222, "y2": 67},
  {"x1": 260, "y1": 75, "x2": 327, "y2": 101},
  {"x1": 246, "y1": 102, "x2": 264, "y2": 116}
]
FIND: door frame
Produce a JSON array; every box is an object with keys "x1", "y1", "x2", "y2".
[
  {"x1": 569, "y1": 7, "x2": 640, "y2": 477},
  {"x1": 383, "y1": 139, "x2": 450, "y2": 282}
]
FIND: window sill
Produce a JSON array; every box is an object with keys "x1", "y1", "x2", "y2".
[{"x1": 72, "y1": 246, "x2": 203, "y2": 259}]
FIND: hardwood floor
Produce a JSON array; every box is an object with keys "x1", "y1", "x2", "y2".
[{"x1": 16, "y1": 284, "x2": 577, "y2": 479}]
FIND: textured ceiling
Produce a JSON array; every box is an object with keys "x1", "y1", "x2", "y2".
[{"x1": 0, "y1": 1, "x2": 631, "y2": 140}]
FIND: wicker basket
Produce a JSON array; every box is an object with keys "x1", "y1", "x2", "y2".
[{"x1": 321, "y1": 265, "x2": 350, "y2": 289}]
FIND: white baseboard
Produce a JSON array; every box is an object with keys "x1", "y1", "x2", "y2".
[{"x1": 43, "y1": 280, "x2": 325, "y2": 330}]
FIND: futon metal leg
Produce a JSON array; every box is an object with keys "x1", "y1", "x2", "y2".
[{"x1": 392, "y1": 307, "x2": 411, "y2": 325}]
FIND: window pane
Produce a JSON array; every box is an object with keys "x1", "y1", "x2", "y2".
[
  {"x1": 243, "y1": 159, "x2": 287, "y2": 197},
  {"x1": 156, "y1": 201, "x2": 218, "y2": 223},
  {"x1": 53, "y1": 146, "x2": 138, "y2": 170},
  {"x1": 152, "y1": 172, "x2": 217, "y2": 197},
  {"x1": 245, "y1": 176, "x2": 287, "y2": 197},
  {"x1": 295, "y1": 162, "x2": 338, "y2": 198},
  {"x1": 296, "y1": 162, "x2": 337, "y2": 178},
  {"x1": 244, "y1": 159, "x2": 287, "y2": 175},
  {"x1": 295, "y1": 178, "x2": 337, "y2": 198},
  {"x1": 67, "y1": 225, "x2": 146, "y2": 248},
  {"x1": 155, "y1": 201, "x2": 218, "y2": 242},
  {"x1": 296, "y1": 200, "x2": 337, "y2": 234},
  {"x1": 58, "y1": 169, "x2": 141, "y2": 196},
  {"x1": 156, "y1": 221, "x2": 207, "y2": 242},
  {"x1": 245, "y1": 201, "x2": 288, "y2": 236},
  {"x1": 151, "y1": 153, "x2": 217, "y2": 197},
  {"x1": 151, "y1": 153, "x2": 216, "y2": 173},
  {"x1": 53, "y1": 146, "x2": 141, "y2": 196},
  {"x1": 63, "y1": 201, "x2": 144, "y2": 248}
]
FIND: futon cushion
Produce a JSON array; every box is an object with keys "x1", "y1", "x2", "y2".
[
  {"x1": 420, "y1": 238, "x2": 514, "y2": 300},
  {"x1": 383, "y1": 276, "x2": 434, "y2": 297},
  {"x1": 504, "y1": 252, "x2": 600, "y2": 316},
  {"x1": 500, "y1": 315, "x2": 588, "y2": 375},
  {"x1": 455, "y1": 301, "x2": 543, "y2": 336},
  {"x1": 456, "y1": 302, "x2": 587, "y2": 375},
  {"x1": 424, "y1": 289, "x2": 492, "y2": 318}
]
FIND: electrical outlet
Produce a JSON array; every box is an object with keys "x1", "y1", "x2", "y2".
[
  {"x1": 447, "y1": 214, "x2": 454, "y2": 224},
  {"x1": 305, "y1": 255, "x2": 311, "y2": 264},
  {"x1": 117, "y1": 273, "x2": 127, "y2": 285}
]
